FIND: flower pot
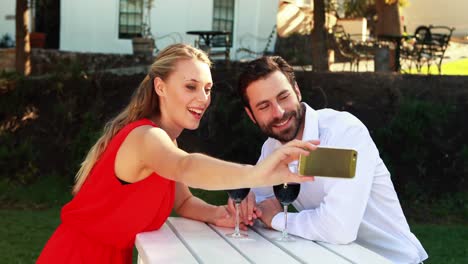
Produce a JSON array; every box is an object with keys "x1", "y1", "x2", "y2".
[
  {"x1": 132, "y1": 37, "x2": 155, "y2": 56},
  {"x1": 30, "y1": 32, "x2": 46, "y2": 48}
]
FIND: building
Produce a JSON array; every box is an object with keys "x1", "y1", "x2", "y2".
[
  {"x1": 0, "y1": 0, "x2": 279, "y2": 60},
  {"x1": 0, "y1": 0, "x2": 16, "y2": 42}
]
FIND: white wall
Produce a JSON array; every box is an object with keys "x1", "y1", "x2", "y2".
[
  {"x1": 235, "y1": 0, "x2": 278, "y2": 60},
  {"x1": 60, "y1": 0, "x2": 278, "y2": 59},
  {"x1": 0, "y1": 0, "x2": 17, "y2": 40},
  {"x1": 151, "y1": 0, "x2": 212, "y2": 49},
  {"x1": 60, "y1": 0, "x2": 132, "y2": 53},
  {"x1": 337, "y1": 18, "x2": 368, "y2": 41},
  {"x1": 401, "y1": 0, "x2": 467, "y2": 37}
]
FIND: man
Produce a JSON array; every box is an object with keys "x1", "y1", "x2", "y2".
[{"x1": 236, "y1": 56, "x2": 428, "y2": 264}]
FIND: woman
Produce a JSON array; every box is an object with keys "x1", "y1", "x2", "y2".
[{"x1": 37, "y1": 44, "x2": 316, "y2": 264}]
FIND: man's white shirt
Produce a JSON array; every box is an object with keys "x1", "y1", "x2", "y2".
[{"x1": 253, "y1": 103, "x2": 428, "y2": 264}]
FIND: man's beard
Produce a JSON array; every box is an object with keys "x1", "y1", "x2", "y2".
[{"x1": 258, "y1": 104, "x2": 304, "y2": 143}]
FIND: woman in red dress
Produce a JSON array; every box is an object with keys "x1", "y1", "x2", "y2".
[{"x1": 37, "y1": 44, "x2": 316, "y2": 264}]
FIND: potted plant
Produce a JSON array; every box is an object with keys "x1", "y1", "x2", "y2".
[
  {"x1": 0, "y1": 33, "x2": 15, "y2": 48},
  {"x1": 0, "y1": 33, "x2": 16, "y2": 72},
  {"x1": 29, "y1": 0, "x2": 48, "y2": 48},
  {"x1": 132, "y1": 0, "x2": 155, "y2": 56},
  {"x1": 30, "y1": 32, "x2": 46, "y2": 48}
]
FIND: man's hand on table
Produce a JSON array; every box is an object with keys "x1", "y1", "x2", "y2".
[{"x1": 256, "y1": 198, "x2": 283, "y2": 229}]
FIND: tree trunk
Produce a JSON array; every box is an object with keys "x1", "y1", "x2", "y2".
[
  {"x1": 15, "y1": 0, "x2": 31, "y2": 75},
  {"x1": 375, "y1": 0, "x2": 401, "y2": 36},
  {"x1": 311, "y1": 0, "x2": 329, "y2": 72}
]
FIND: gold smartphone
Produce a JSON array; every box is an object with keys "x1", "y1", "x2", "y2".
[{"x1": 298, "y1": 147, "x2": 357, "y2": 178}]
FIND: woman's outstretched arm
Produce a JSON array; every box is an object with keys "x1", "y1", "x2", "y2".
[{"x1": 135, "y1": 126, "x2": 316, "y2": 190}]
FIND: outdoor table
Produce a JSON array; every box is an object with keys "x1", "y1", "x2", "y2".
[
  {"x1": 135, "y1": 217, "x2": 391, "y2": 264},
  {"x1": 186, "y1": 30, "x2": 230, "y2": 47},
  {"x1": 378, "y1": 34, "x2": 413, "y2": 72}
]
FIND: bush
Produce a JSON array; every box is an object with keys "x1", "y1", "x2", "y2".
[
  {"x1": 0, "y1": 34, "x2": 14, "y2": 48},
  {"x1": 374, "y1": 99, "x2": 467, "y2": 199},
  {"x1": 0, "y1": 72, "x2": 138, "y2": 187},
  {"x1": 372, "y1": 99, "x2": 467, "y2": 222}
]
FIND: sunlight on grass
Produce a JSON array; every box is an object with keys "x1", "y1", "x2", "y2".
[{"x1": 405, "y1": 58, "x2": 468, "y2": 75}]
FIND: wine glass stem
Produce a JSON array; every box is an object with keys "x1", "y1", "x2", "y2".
[
  {"x1": 235, "y1": 202, "x2": 240, "y2": 235},
  {"x1": 282, "y1": 204, "x2": 288, "y2": 239}
]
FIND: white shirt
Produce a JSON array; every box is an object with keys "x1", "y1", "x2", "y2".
[{"x1": 253, "y1": 103, "x2": 428, "y2": 264}]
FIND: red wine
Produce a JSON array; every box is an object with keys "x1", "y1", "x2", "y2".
[
  {"x1": 273, "y1": 184, "x2": 300, "y2": 206},
  {"x1": 226, "y1": 188, "x2": 250, "y2": 203}
]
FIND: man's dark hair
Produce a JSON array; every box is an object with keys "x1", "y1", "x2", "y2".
[{"x1": 237, "y1": 56, "x2": 296, "y2": 109}]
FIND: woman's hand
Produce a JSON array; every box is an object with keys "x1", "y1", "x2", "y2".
[{"x1": 252, "y1": 140, "x2": 320, "y2": 186}]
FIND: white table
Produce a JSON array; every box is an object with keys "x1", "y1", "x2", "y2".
[{"x1": 136, "y1": 217, "x2": 391, "y2": 264}]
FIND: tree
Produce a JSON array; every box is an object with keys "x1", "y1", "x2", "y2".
[
  {"x1": 311, "y1": 0, "x2": 329, "y2": 72},
  {"x1": 15, "y1": 0, "x2": 31, "y2": 75},
  {"x1": 375, "y1": 0, "x2": 402, "y2": 36},
  {"x1": 341, "y1": 0, "x2": 404, "y2": 36}
]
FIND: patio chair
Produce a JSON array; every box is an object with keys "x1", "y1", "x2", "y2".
[
  {"x1": 421, "y1": 25, "x2": 454, "y2": 74},
  {"x1": 196, "y1": 33, "x2": 231, "y2": 62},
  {"x1": 401, "y1": 25, "x2": 455, "y2": 74},
  {"x1": 236, "y1": 25, "x2": 276, "y2": 60},
  {"x1": 400, "y1": 26, "x2": 430, "y2": 73},
  {"x1": 153, "y1": 32, "x2": 183, "y2": 53},
  {"x1": 332, "y1": 25, "x2": 376, "y2": 71}
]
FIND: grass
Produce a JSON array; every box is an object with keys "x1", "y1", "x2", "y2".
[
  {"x1": 404, "y1": 58, "x2": 468, "y2": 75},
  {"x1": 0, "y1": 207, "x2": 61, "y2": 263},
  {"x1": 0, "y1": 175, "x2": 73, "y2": 209},
  {"x1": 0, "y1": 206, "x2": 466, "y2": 263},
  {"x1": 411, "y1": 224, "x2": 468, "y2": 264}
]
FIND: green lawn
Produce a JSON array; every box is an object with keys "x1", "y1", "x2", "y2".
[
  {"x1": 1, "y1": 206, "x2": 466, "y2": 263},
  {"x1": 411, "y1": 224, "x2": 468, "y2": 264},
  {"x1": 404, "y1": 58, "x2": 468, "y2": 75},
  {"x1": 0, "y1": 208, "x2": 60, "y2": 263}
]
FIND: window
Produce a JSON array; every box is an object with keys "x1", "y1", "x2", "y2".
[
  {"x1": 119, "y1": 0, "x2": 144, "y2": 39},
  {"x1": 212, "y1": 0, "x2": 235, "y2": 47}
]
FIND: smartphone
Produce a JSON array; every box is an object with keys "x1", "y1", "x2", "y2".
[{"x1": 298, "y1": 147, "x2": 357, "y2": 178}]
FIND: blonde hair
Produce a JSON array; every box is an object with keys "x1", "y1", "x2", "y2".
[{"x1": 72, "y1": 44, "x2": 211, "y2": 195}]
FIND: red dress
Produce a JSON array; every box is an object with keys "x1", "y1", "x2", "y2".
[{"x1": 37, "y1": 119, "x2": 175, "y2": 264}]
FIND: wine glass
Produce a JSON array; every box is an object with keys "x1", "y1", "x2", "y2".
[
  {"x1": 273, "y1": 163, "x2": 301, "y2": 242},
  {"x1": 226, "y1": 188, "x2": 251, "y2": 238}
]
